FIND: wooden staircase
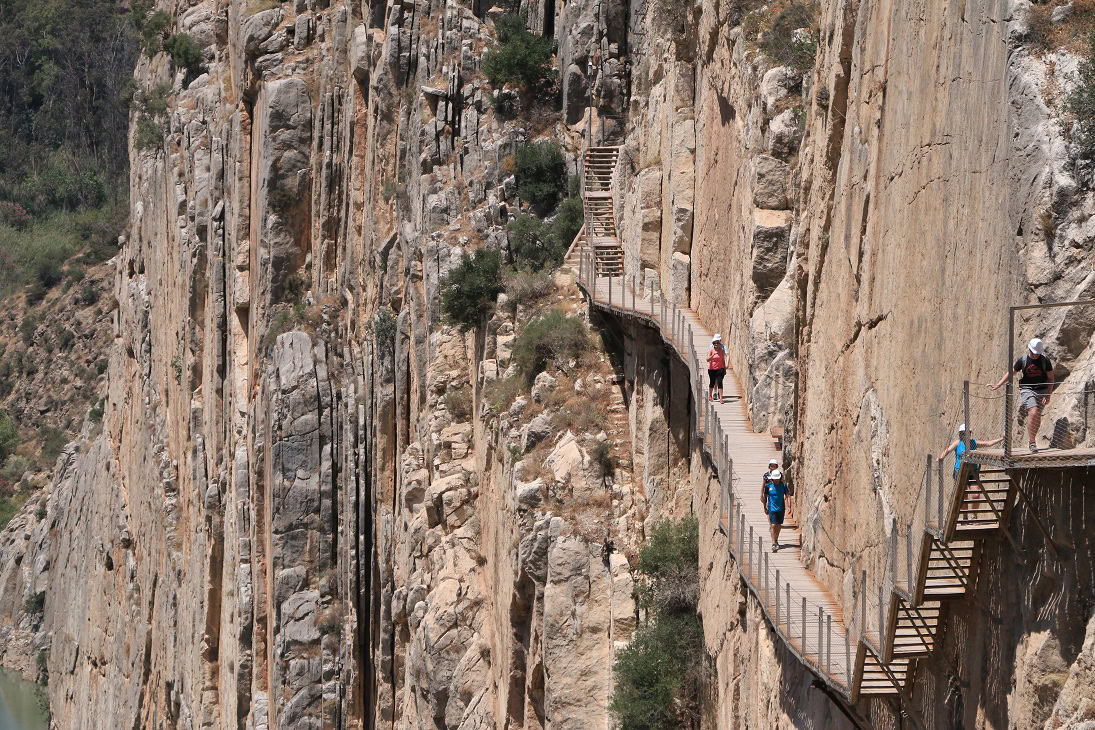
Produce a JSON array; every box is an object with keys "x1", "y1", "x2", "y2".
[
  {"x1": 851, "y1": 463, "x2": 1015, "y2": 701},
  {"x1": 582, "y1": 146, "x2": 623, "y2": 276}
]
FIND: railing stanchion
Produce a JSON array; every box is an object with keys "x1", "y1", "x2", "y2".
[
  {"x1": 775, "y1": 569, "x2": 781, "y2": 625},
  {"x1": 963, "y1": 380, "x2": 971, "y2": 450},
  {"x1": 818, "y1": 607, "x2": 825, "y2": 665},
  {"x1": 802, "y1": 597, "x2": 807, "y2": 659},
  {"x1": 785, "y1": 583, "x2": 790, "y2": 636},
  {"x1": 860, "y1": 570, "x2": 866, "y2": 641},
  {"x1": 763, "y1": 551, "x2": 769, "y2": 605},
  {"x1": 906, "y1": 530, "x2": 913, "y2": 592},
  {"x1": 739, "y1": 513, "x2": 745, "y2": 562},
  {"x1": 937, "y1": 461, "x2": 944, "y2": 527},
  {"x1": 748, "y1": 526, "x2": 754, "y2": 573},
  {"x1": 925, "y1": 454, "x2": 932, "y2": 528},
  {"x1": 845, "y1": 629, "x2": 852, "y2": 688},
  {"x1": 826, "y1": 612, "x2": 832, "y2": 676},
  {"x1": 878, "y1": 585, "x2": 885, "y2": 653},
  {"x1": 758, "y1": 536, "x2": 764, "y2": 588}
]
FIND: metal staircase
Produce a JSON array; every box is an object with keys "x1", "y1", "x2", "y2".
[
  {"x1": 582, "y1": 146, "x2": 623, "y2": 276},
  {"x1": 851, "y1": 463, "x2": 1016, "y2": 701}
]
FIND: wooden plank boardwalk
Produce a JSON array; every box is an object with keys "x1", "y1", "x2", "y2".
[{"x1": 573, "y1": 255, "x2": 856, "y2": 695}]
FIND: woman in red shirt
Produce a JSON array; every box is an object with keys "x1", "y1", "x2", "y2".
[{"x1": 707, "y1": 334, "x2": 727, "y2": 402}]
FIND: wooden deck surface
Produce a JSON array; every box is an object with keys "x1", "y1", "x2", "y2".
[{"x1": 578, "y1": 269, "x2": 854, "y2": 691}]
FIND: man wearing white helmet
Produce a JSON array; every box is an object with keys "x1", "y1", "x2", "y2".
[
  {"x1": 760, "y1": 468, "x2": 793, "y2": 551},
  {"x1": 937, "y1": 424, "x2": 1003, "y2": 480},
  {"x1": 992, "y1": 337, "x2": 1054, "y2": 453}
]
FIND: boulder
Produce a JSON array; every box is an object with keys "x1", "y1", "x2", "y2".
[{"x1": 752, "y1": 155, "x2": 789, "y2": 210}]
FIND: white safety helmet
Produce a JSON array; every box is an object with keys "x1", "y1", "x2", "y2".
[
  {"x1": 957, "y1": 424, "x2": 966, "y2": 435},
  {"x1": 712, "y1": 333, "x2": 722, "y2": 342},
  {"x1": 770, "y1": 470, "x2": 783, "y2": 481},
  {"x1": 1028, "y1": 338, "x2": 1044, "y2": 355},
  {"x1": 768, "y1": 459, "x2": 778, "y2": 467}
]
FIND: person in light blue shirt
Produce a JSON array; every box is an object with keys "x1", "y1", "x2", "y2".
[
  {"x1": 760, "y1": 470, "x2": 793, "y2": 551},
  {"x1": 937, "y1": 424, "x2": 1003, "y2": 481}
]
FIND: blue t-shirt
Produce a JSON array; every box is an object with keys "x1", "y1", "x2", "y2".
[
  {"x1": 765, "y1": 482, "x2": 789, "y2": 513},
  {"x1": 954, "y1": 439, "x2": 978, "y2": 474}
]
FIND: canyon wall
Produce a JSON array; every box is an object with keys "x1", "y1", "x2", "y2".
[{"x1": 0, "y1": 0, "x2": 1088, "y2": 728}]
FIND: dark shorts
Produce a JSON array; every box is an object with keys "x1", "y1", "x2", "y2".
[
  {"x1": 768, "y1": 509, "x2": 785, "y2": 525},
  {"x1": 709, "y1": 368, "x2": 726, "y2": 388}
]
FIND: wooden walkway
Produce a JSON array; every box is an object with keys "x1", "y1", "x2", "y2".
[
  {"x1": 573, "y1": 258, "x2": 855, "y2": 695},
  {"x1": 573, "y1": 145, "x2": 1053, "y2": 706}
]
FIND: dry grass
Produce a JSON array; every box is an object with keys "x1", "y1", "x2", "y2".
[
  {"x1": 244, "y1": 0, "x2": 282, "y2": 18},
  {"x1": 556, "y1": 490, "x2": 612, "y2": 542},
  {"x1": 1027, "y1": 0, "x2": 1095, "y2": 54},
  {"x1": 518, "y1": 440, "x2": 553, "y2": 482}
]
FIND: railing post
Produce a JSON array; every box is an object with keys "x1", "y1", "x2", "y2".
[
  {"x1": 758, "y1": 535, "x2": 764, "y2": 585},
  {"x1": 845, "y1": 629, "x2": 851, "y2": 687},
  {"x1": 937, "y1": 460, "x2": 944, "y2": 526},
  {"x1": 826, "y1": 613, "x2": 833, "y2": 676},
  {"x1": 963, "y1": 379, "x2": 970, "y2": 449},
  {"x1": 802, "y1": 597, "x2": 807, "y2": 656},
  {"x1": 785, "y1": 583, "x2": 790, "y2": 635},
  {"x1": 906, "y1": 530, "x2": 913, "y2": 592},
  {"x1": 739, "y1": 513, "x2": 745, "y2": 561},
  {"x1": 878, "y1": 585, "x2": 885, "y2": 651},
  {"x1": 925, "y1": 454, "x2": 932, "y2": 527},
  {"x1": 860, "y1": 569, "x2": 866, "y2": 640},
  {"x1": 1005, "y1": 307, "x2": 1014, "y2": 457},
  {"x1": 775, "y1": 569, "x2": 781, "y2": 625},
  {"x1": 818, "y1": 607, "x2": 824, "y2": 664},
  {"x1": 889, "y1": 517, "x2": 897, "y2": 586},
  {"x1": 608, "y1": 274, "x2": 613, "y2": 306},
  {"x1": 748, "y1": 525, "x2": 754, "y2": 573},
  {"x1": 763, "y1": 551, "x2": 769, "y2": 605}
]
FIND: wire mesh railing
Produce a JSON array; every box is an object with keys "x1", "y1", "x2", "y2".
[{"x1": 575, "y1": 260, "x2": 856, "y2": 693}]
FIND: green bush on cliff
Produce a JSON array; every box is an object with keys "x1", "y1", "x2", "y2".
[
  {"x1": 611, "y1": 516, "x2": 703, "y2": 729},
  {"x1": 0, "y1": 413, "x2": 17, "y2": 466},
  {"x1": 1069, "y1": 31, "x2": 1095, "y2": 158},
  {"x1": 514, "y1": 141, "x2": 567, "y2": 213},
  {"x1": 164, "y1": 33, "x2": 203, "y2": 73},
  {"x1": 510, "y1": 309, "x2": 589, "y2": 382},
  {"x1": 440, "y1": 249, "x2": 504, "y2": 332},
  {"x1": 482, "y1": 15, "x2": 555, "y2": 93}
]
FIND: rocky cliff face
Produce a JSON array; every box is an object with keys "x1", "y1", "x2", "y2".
[{"x1": 3, "y1": 0, "x2": 1093, "y2": 728}]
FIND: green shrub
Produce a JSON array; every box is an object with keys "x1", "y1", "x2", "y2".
[
  {"x1": 610, "y1": 612, "x2": 703, "y2": 729},
  {"x1": 485, "y1": 375, "x2": 523, "y2": 413},
  {"x1": 552, "y1": 196, "x2": 584, "y2": 249},
  {"x1": 482, "y1": 15, "x2": 555, "y2": 93},
  {"x1": 635, "y1": 516, "x2": 700, "y2": 615},
  {"x1": 611, "y1": 516, "x2": 702, "y2": 729},
  {"x1": 1069, "y1": 31, "x2": 1095, "y2": 158},
  {"x1": 34, "y1": 506, "x2": 46, "y2": 521},
  {"x1": 0, "y1": 414, "x2": 17, "y2": 466},
  {"x1": 440, "y1": 249, "x2": 504, "y2": 332},
  {"x1": 260, "y1": 310, "x2": 295, "y2": 353},
  {"x1": 503, "y1": 268, "x2": 555, "y2": 305},
  {"x1": 369, "y1": 307, "x2": 397, "y2": 358},
  {"x1": 381, "y1": 179, "x2": 398, "y2": 202},
  {"x1": 38, "y1": 427, "x2": 67, "y2": 467},
  {"x1": 57, "y1": 328, "x2": 75, "y2": 351},
  {"x1": 507, "y1": 215, "x2": 562, "y2": 271},
  {"x1": 514, "y1": 141, "x2": 566, "y2": 213},
  {"x1": 758, "y1": 3, "x2": 819, "y2": 72},
  {"x1": 549, "y1": 398, "x2": 603, "y2": 433},
  {"x1": 591, "y1": 440, "x2": 615, "y2": 478},
  {"x1": 135, "y1": 117, "x2": 164, "y2": 152},
  {"x1": 140, "y1": 10, "x2": 173, "y2": 54},
  {"x1": 1, "y1": 456, "x2": 28, "y2": 483},
  {"x1": 511, "y1": 309, "x2": 589, "y2": 382},
  {"x1": 95, "y1": 359, "x2": 109, "y2": 375},
  {"x1": 164, "y1": 33, "x2": 203, "y2": 72},
  {"x1": 80, "y1": 281, "x2": 100, "y2": 305},
  {"x1": 24, "y1": 592, "x2": 45, "y2": 616},
  {"x1": 89, "y1": 399, "x2": 105, "y2": 423},
  {"x1": 444, "y1": 385, "x2": 473, "y2": 420},
  {"x1": 20, "y1": 313, "x2": 41, "y2": 345}
]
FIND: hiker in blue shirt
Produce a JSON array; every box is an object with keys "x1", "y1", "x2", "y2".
[
  {"x1": 760, "y1": 470, "x2": 793, "y2": 551},
  {"x1": 937, "y1": 424, "x2": 1003, "y2": 481}
]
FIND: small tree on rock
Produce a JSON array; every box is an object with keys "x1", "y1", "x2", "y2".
[{"x1": 441, "y1": 249, "x2": 504, "y2": 332}]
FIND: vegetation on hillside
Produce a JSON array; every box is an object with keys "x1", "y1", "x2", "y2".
[
  {"x1": 741, "y1": 1, "x2": 820, "y2": 72},
  {"x1": 441, "y1": 249, "x2": 505, "y2": 331},
  {"x1": 612, "y1": 516, "x2": 703, "y2": 729},
  {"x1": 483, "y1": 15, "x2": 555, "y2": 94},
  {"x1": 1069, "y1": 31, "x2": 1095, "y2": 158}
]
